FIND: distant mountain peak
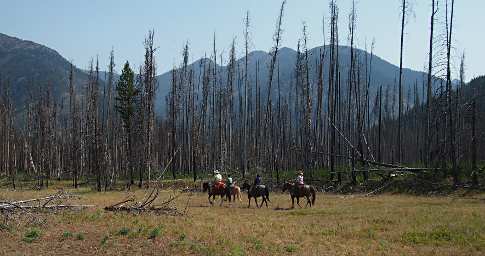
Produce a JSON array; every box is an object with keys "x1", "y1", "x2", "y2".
[{"x1": 0, "y1": 32, "x2": 92, "y2": 109}]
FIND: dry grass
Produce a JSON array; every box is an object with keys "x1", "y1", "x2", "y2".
[{"x1": 1, "y1": 185, "x2": 485, "y2": 256}]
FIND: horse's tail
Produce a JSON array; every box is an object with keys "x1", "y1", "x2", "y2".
[
  {"x1": 265, "y1": 187, "x2": 271, "y2": 202},
  {"x1": 310, "y1": 186, "x2": 316, "y2": 205}
]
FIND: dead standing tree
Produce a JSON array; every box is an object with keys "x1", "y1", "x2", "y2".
[
  {"x1": 141, "y1": 30, "x2": 157, "y2": 188},
  {"x1": 328, "y1": 0, "x2": 339, "y2": 182},
  {"x1": 445, "y1": 0, "x2": 459, "y2": 186},
  {"x1": 347, "y1": 0, "x2": 357, "y2": 184},
  {"x1": 264, "y1": 0, "x2": 286, "y2": 174},
  {"x1": 426, "y1": 0, "x2": 437, "y2": 167},
  {"x1": 397, "y1": 0, "x2": 408, "y2": 164},
  {"x1": 68, "y1": 62, "x2": 80, "y2": 188},
  {"x1": 1, "y1": 79, "x2": 16, "y2": 189},
  {"x1": 243, "y1": 11, "x2": 250, "y2": 178}
]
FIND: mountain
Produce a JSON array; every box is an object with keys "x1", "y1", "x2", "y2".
[
  {"x1": 0, "y1": 33, "x2": 91, "y2": 112},
  {"x1": 1, "y1": 32, "x2": 437, "y2": 118},
  {"x1": 154, "y1": 46, "x2": 435, "y2": 116}
]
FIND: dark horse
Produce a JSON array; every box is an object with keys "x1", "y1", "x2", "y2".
[
  {"x1": 202, "y1": 182, "x2": 230, "y2": 206},
  {"x1": 241, "y1": 181, "x2": 270, "y2": 208},
  {"x1": 282, "y1": 182, "x2": 316, "y2": 208}
]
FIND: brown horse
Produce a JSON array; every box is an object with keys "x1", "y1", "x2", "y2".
[
  {"x1": 202, "y1": 182, "x2": 230, "y2": 206},
  {"x1": 282, "y1": 182, "x2": 316, "y2": 208},
  {"x1": 227, "y1": 184, "x2": 242, "y2": 202}
]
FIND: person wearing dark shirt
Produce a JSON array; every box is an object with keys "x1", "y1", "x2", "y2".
[{"x1": 253, "y1": 174, "x2": 261, "y2": 186}]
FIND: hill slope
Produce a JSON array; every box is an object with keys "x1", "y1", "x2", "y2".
[
  {"x1": 0, "y1": 33, "x2": 91, "y2": 112},
  {"x1": 154, "y1": 46, "x2": 435, "y2": 115},
  {"x1": 1, "y1": 33, "x2": 437, "y2": 117}
]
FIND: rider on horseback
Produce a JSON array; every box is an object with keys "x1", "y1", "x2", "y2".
[
  {"x1": 254, "y1": 174, "x2": 262, "y2": 187},
  {"x1": 296, "y1": 170, "x2": 304, "y2": 187},
  {"x1": 227, "y1": 175, "x2": 234, "y2": 187},
  {"x1": 213, "y1": 170, "x2": 225, "y2": 190}
]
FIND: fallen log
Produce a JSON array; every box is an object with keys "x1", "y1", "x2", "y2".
[
  {"x1": 0, "y1": 191, "x2": 92, "y2": 213},
  {"x1": 353, "y1": 168, "x2": 442, "y2": 173},
  {"x1": 364, "y1": 179, "x2": 396, "y2": 197}
]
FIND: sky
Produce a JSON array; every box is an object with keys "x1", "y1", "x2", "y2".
[{"x1": 1, "y1": 0, "x2": 483, "y2": 80}]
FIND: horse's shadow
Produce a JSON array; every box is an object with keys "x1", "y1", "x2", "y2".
[
  {"x1": 273, "y1": 206, "x2": 293, "y2": 211},
  {"x1": 195, "y1": 202, "x2": 243, "y2": 208}
]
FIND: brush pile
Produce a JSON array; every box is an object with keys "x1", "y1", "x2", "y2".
[
  {"x1": 0, "y1": 190, "x2": 93, "y2": 212},
  {"x1": 0, "y1": 190, "x2": 94, "y2": 227},
  {"x1": 104, "y1": 188, "x2": 187, "y2": 216}
]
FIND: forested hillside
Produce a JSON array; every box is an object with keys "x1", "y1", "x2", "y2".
[{"x1": 0, "y1": 33, "x2": 93, "y2": 112}]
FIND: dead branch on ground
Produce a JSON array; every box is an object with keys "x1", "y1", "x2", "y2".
[
  {"x1": 0, "y1": 191, "x2": 93, "y2": 212},
  {"x1": 104, "y1": 188, "x2": 185, "y2": 216},
  {"x1": 0, "y1": 190, "x2": 93, "y2": 228}
]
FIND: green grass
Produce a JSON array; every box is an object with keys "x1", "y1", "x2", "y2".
[
  {"x1": 246, "y1": 236, "x2": 263, "y2": 251},
  {"x1": 402, "y1": 226, "x2": 485, "y2": 247},
  {"x1": 148, "y1": 226, "x2": 163, "y2": 239},
  {"x1": 0, "y1": 223, "x2": 12, "y2": 232},
  {"x1": 169, "y1": 235, "x2": 216, "y2": 255},
  {"x1": 117, "y1": 227, "x2": 130, "y2": 236},
  {"x1": 284, "y1": 244, "x2": 298, "y2": 253},
  {"x1": 100, "y1": 235, "x2": 109, "y2": 246},
  {"x1": 2, "y1": 187, "x2": 485, "y2": 255},
  {"x1": 23, "y1": 228, "x2": 41, "y2": 243},
  {"x1": 62, "y1": 231, "x2": 73, "y2": 239},
  {"x1": 230, "y1": 245, "x2": 246, "y2": 256},
  {"x1": 75, "y1": 232, "x2": 85, "y2": 240}
]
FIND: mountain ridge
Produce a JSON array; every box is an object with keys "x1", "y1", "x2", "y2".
[{"x1": 0, "y1": 32, "x2": 444, "y2": 117}]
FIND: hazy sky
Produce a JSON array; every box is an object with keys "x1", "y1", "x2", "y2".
[{"x1": 1, "y1": 0, "x2": 483, "y2": 79}]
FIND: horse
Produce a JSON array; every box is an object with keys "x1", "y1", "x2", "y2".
[
  {"x1": 202, "y1": 181, "x2": 230, "y2": 206},
  {"x1": 241, "y1": 181, "x2": 270, "y2": 208},
  {"x1": 227, "y1": 183, "x2": 242, "y2": 202},
  {"x1": 282, "y1": 182, "x2": 316, "y2": 208}
]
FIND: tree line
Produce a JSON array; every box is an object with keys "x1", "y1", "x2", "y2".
[{"x1": 1, "y1": 0, "x2": 482, "y2": 190}]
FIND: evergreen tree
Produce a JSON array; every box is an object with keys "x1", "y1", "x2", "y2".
[{"x1": 115, "y1": 61, "x2": 138, "y2": 187}]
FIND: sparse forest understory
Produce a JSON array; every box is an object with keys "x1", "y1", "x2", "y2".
[{"x1": 1, "y1": 0, "x2": 484, "y2": 192}]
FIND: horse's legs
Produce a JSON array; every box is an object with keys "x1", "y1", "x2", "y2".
[
  {"x1": 305, "y1": 196, "x2": 311, "y2": 208},
  {"x1": 208, "y1": 194, "x2": 213, "y2": 205},
  {"x1": 236, "y1": 188, "x2": 242, "y2": 202},
  {"x1": 248, "y1": 197, "x2": 251, "y2": 208},
  {"x1": 255, "y1": 197, "x2": 259, "y2": 208},
  {"x1": 264, "y1": 197, "x2": 268, "y2": 208},
  {"x1": 297, "y1": 197, "x2": 302, "y2": 208},
  {"x1": 291, "y1": 196, "x2": 295, "y2": 209}
]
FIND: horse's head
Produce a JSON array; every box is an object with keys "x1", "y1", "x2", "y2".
[
  {"x1": 241, "y1": 181, "x2": 250, "y2": 191},
  {"x1": 282, "y1": 182, "x2": 293, "y2": 192}
]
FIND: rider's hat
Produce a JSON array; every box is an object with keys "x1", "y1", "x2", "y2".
[
  {"x1": 214, "y1": 170, "x2": 220, "y2": 174},
  {"x1": 298, "y1": 170, "x2": 304, "y2": 175}
]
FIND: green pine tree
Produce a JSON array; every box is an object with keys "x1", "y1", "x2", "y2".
[
  {"x1": 115, "y1": 61, "x2": 137, "y2": 130},
  {"x1": 115, "y1": 61, "x2": 138, "y2": 187}
]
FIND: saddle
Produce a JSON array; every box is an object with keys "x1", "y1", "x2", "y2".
[
  {"x1": 213, "y1": 182, "x2": 225, "y2": 190},
  {"x1": 296, "y1": 184, "x2": 309, "y2": 192}
]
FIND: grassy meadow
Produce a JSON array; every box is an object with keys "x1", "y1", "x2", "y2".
[{"x1": 1, "y1": 182, "x2": 485, "y2": 255}]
